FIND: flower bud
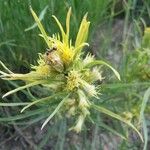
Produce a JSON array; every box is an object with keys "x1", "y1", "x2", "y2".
[
  {"x1": 83, "y1": 53, "x2": 94, "y2": 66},
  {"x1": 66, "y1": 106, "x2": 76, "y2": 118},
  {"x1": 92, "y1": 67, "x2": 105, "y2": 82},
  {"x1": 78, "y1": 89, "x2": 90, "y2": 109},
  {"x1": 80, "y1": 80, "x2": 98, "y2": 97},
  {"x1": 70, "y1": 115, "x2": 85, "y2": 133},
  {"x1": 122, "y1": 111, "x2": 133, "y2": 122},
  {"x1": 66, "y1": 70, "x2": 81, "y2": 91}
]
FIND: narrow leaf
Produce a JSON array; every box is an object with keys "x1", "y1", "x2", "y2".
[
  {"x1": 98, "y1": 122, "x2": 127, "y2": 140},
  {"x1": 0, "y1": 61, "x2": 13, "y2": 74},
  {"x1": 21, "y1": 92, "x2": 64, "y2": 113},
  {"x1": 139, "y1": 87, "x2": 150, "y2": 122},
  {"x1": 30, "y1": 7, "x2": 51, "y2": 48},
  {"x1": 0, "y1": 108, "x2": 46, "y2": 122},
  {"x1": 41, "y1": 94, "x2": 69, "y2": 129},
  {"x1": 0, "y1": 71, "x2": 9, "y2": 76},
  {"x1": 139, "y1": 87, "x2": 150, "y2": 150},
  {"x1": 25, "y1": 6, "x2": 48, "y2": 31},
  {"x1": 2, "y1": 81, "x2": 44, "y2": 98},
  {"x1": 0, "y1": 102, "x2": 29, "y2": 106},
  {"x1": 92, "y1": 104, "x2": 143, "y2": 142},
  {"x1": 75, "y1": 13, "x2": 90, "y2": 49},
  {"x1": 52, "y1": 15, "x2": 67, "y2": 43},
  {"x1": 85, "y1": 60, "x2": 121, "y2": 80},
  {"x1": 74, "y1": 42, "x2": 89, "y2": 59},
  {"x1": 66, "y1": 7, "x2": 71, "y2": 42},
  {"x1": 143, "y1": 115, "x2": 148, "y2": 150}
]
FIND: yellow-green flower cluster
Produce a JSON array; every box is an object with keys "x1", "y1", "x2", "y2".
[{"x1": 0, "y1": 7, "x2": 143, "y2": 141}]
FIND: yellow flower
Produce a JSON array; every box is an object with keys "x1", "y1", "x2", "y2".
[
  {"x1": 31, "y1": 7, "x2": 90, "y2": 66},
  {"x1": 31, "y1": 54, "x2": 52, "y2": 76},
  {"x1": 66, "y1": 70, "x2": 81, "y2": 91},
  {"x1": 1, "y1": 7, "x2": 136, "y2": 139},
  {"x1": 52, "y1": 39, "x2": 75, "y2": 65}
]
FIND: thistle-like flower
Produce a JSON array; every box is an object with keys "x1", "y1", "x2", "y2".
[{"x1": 0, "y1": 7, "x2": 143, "y2": 141}]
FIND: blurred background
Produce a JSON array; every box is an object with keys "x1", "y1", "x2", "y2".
[{"x1": 0, "y1": 0, "x2": 150, "y2": 149}]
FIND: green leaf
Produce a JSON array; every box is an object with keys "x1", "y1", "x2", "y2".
[
  {"x1": 38, "y1": 125, "x2": 53, "y2": 149},
  {"x1": 21, "y1": 92, "x2": 65, "y2": 113},
  {"x1": 92, "y1": 104, "x2": 143, "y2": 142},
  {"x1": 25, "y1": 6, "x2": 48, "y2": 31},
  {"x1": 2, "y1": 81, "x2": 45, "y2": 98},
  {"x1": 0, "y1": 108, "x2": 47, "y2": 122},
  {"x1": 103, "y1": 82, "x2": 150, "y2": 89},
  {"x1": 30, "y1": 7, "x2": 51, "y2": 48},
  {"x1": 0, "y1": 61, "x2": 13, "y2": 74},
  {"x1": 85, "y1": 60, "x2": 121, "y2": 80},
  {"x1": 66, "y1": 7, "x2": 71, "y2": 43},
  {"x1": 98, "y1": 122, "x2": 127, "y2": 140},
  {"x1": 41, "y1": 94, "x2": 69, "y2": 129},
  {"x1": 139, "y1": 87, "x2": 150, "y2": 122},
  {"x1": 52, "y1": 15, "x2": 67, "y2": 44},
  {"x1": 0, "y1": 39, "x2": 16, "y2": 47},
  {"x1": 143, "y1": 115, "x2": 148, "y2": 150},
  {"x1": 0, "y1": 102, "x2": 29, "y2": 106},
  {"x1": 139, "y1": 87, "x2": 150, "y2": 150},
  {"x1": 13, "y1": 115, "x2": 46, "y2": 126},
  {"x1": 0, "y1": 71, "x2": 9, "y2": 76}
]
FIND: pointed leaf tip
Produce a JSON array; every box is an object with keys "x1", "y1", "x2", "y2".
[{"x1": 85, "y1": 60, "x2": 121, "y2": 81}]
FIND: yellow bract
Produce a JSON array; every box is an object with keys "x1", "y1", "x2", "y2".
[
  {"x1": 31, "y1": 54, "x2": 51, "y2": 76},
  {"x1": 75, "y1": 14, "x2": 90, "y2": 50},
  {"x1": 52, "y1": 39, "x2": 75, "y2": 65},
  {"x1": 51, "y1": 8, "x2": 90, "y2": 65},
  {"x1": 30, "y1": 7, "x2": 90, "y2": 66}
]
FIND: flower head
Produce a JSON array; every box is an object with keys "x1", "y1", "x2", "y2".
[
  {"x1": 66, "y1": 70, "x2": 81, "y2": 91},
  {"x1": 3, "y1": 7, "x2": 144, "y2": 141}
]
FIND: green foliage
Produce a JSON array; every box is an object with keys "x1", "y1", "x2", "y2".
[
  {"x1": 0, "y1": 8, "x2": 123, "y2": 135},
  {"x1": 0, "y1": 0, "x2": 150, "y2": 149}
]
